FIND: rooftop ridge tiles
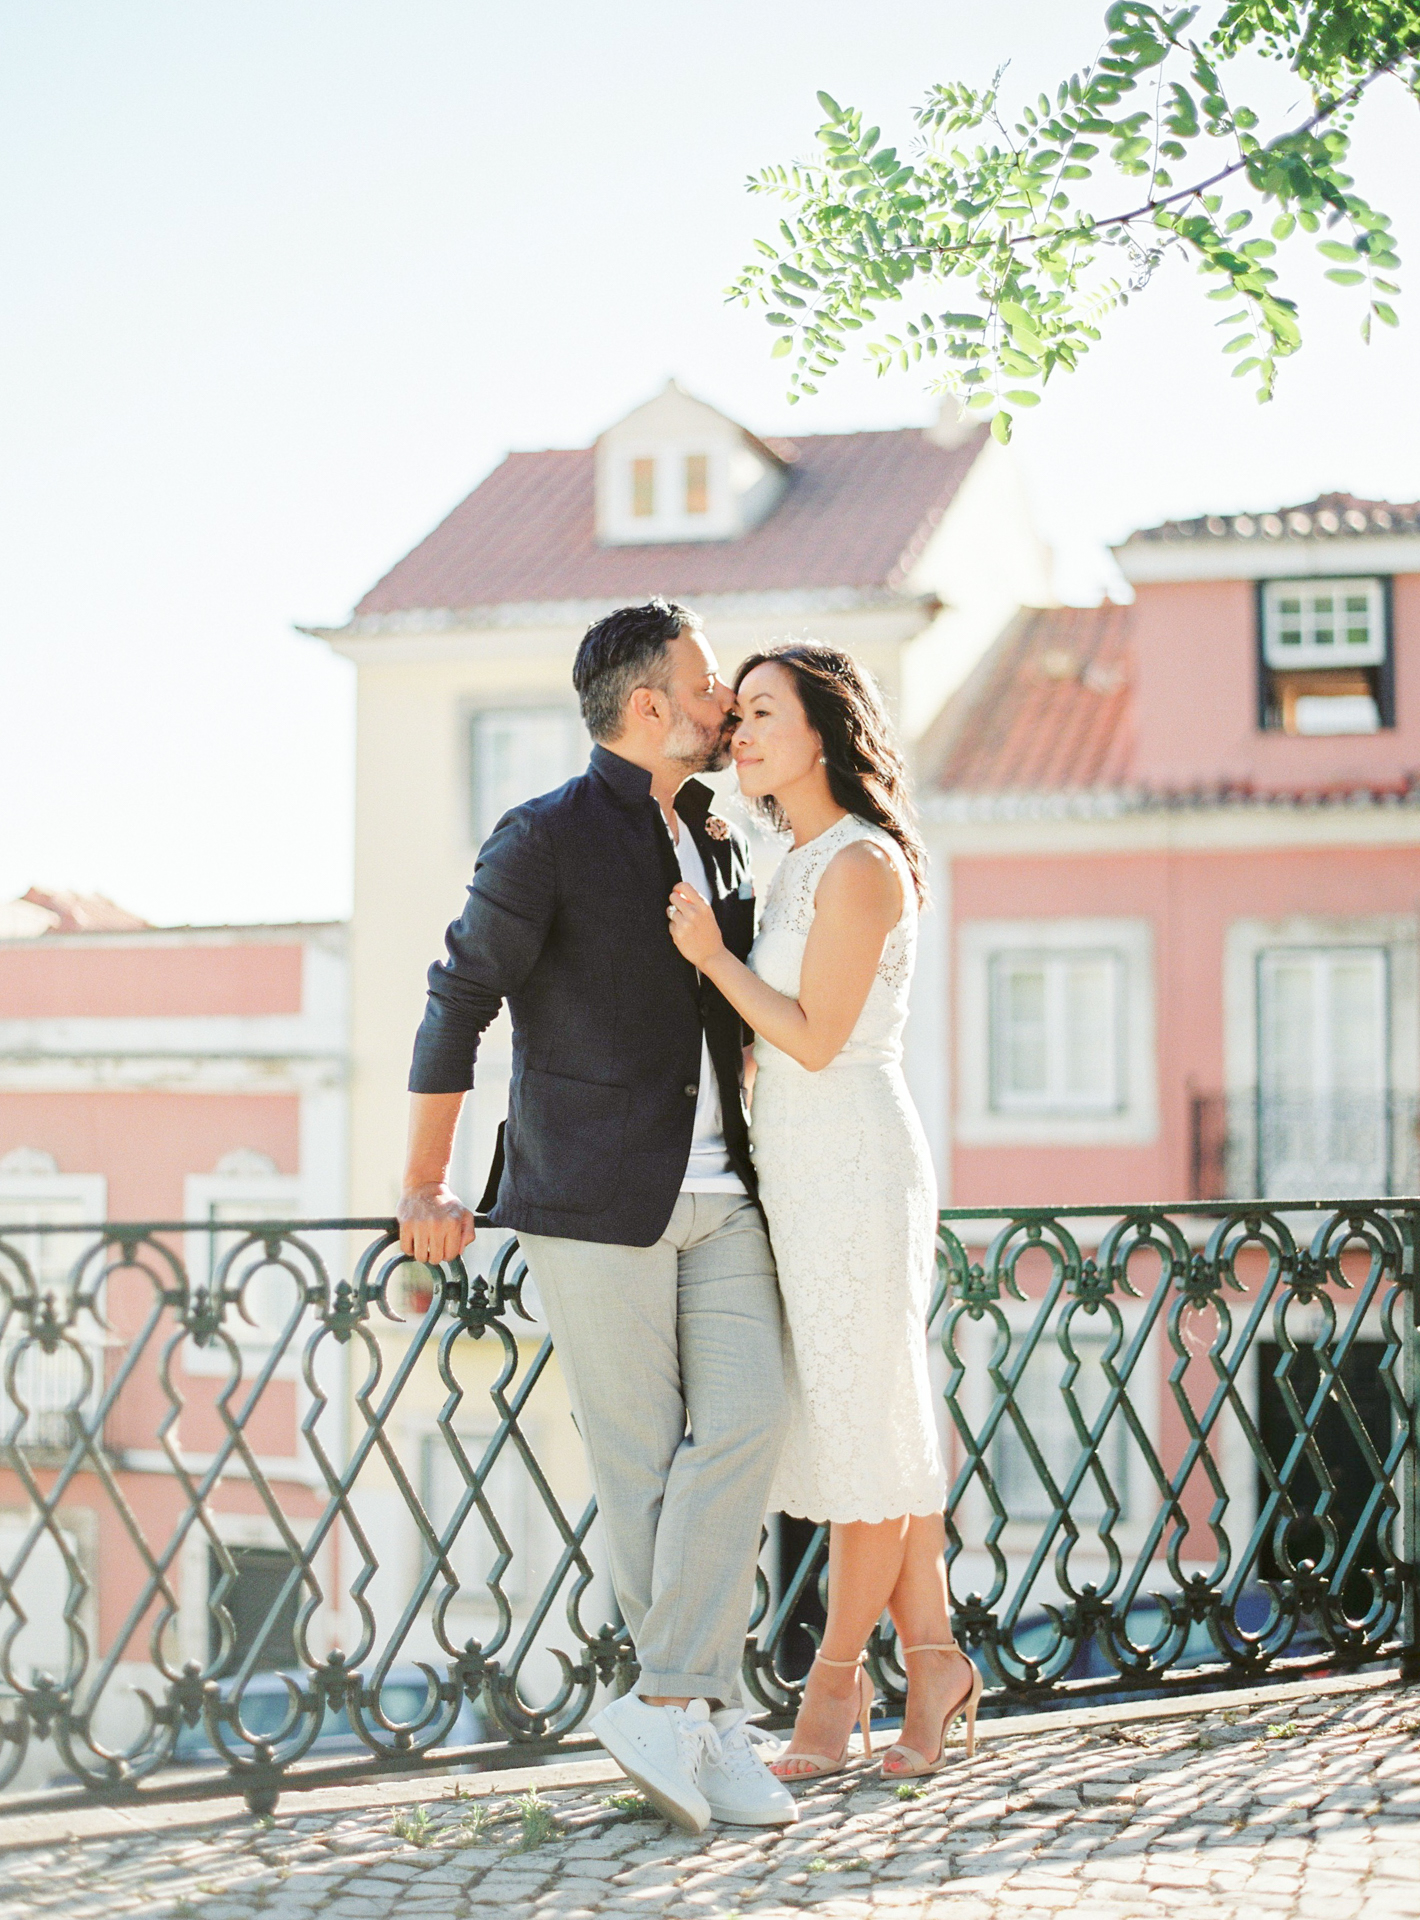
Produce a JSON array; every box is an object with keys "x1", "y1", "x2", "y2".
[{"x1": 1123, "y1": 493, "x2": 1420, "y2": 545}]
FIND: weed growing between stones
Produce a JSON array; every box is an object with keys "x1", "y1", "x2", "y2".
[
  {"x1": 513, "y1": 1790, "x2": 560, "y2": 1851},
  {"x1": 895, "y1": 1782, "x2": 926, "y2": 1800},
  {"x1": 445, "y1": 1803, "x2": 492, "y2": 1846},
  {"x1": 602, "y1": 1790, "x2": 658, "y2": 1819},
  {"x1": 391, "y1": 1803, "x2": 434, "y2": 1847}
]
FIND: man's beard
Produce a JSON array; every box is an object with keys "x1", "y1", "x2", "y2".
[{"x1": 665, "y1": 698, "x2": 735, "y2": 774}]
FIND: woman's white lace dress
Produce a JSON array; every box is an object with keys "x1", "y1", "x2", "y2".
[{"x1": 749, "y1": 813, "x2": 947, "y2": 1524}]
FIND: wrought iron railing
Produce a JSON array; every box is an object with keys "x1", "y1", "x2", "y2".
[
  {"x1": 1191, "y1": 1091, "x2": 1420, "y2": 1200},
  {"x1": 0, "y1": 1202, "x2": 1413, "y2": 1815}
]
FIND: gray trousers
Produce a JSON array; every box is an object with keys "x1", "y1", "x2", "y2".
[{"x1": 518, "y1": 1193, "x2": 786, "y2": 1702}]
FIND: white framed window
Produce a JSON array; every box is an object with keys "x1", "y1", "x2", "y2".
[
  {"x1": 625, "y1": 448, "x2": 719, "y2": 531},
  {"x1": 469, "y1": 707, "x2": 587, "y2": 847},
  {"x1": 0, "y1": 1150, "x2": 107, "y2": 1449},
  {"x1": 1261, "y1": 577, "x2": 1387, "y2": 735},
  {"x1": 1223, "y1": 915, "x2": 1419, "y2": 1201},
  {"x1": 1257, "y1": 947, "x2": 1390, "y2": 1197},
  {"x1": 598, "y1": 441, "x2": 740, "y2": 544},
  {"x1": 990, "y1": 952, "x2": 1122, "y2": 1113},
  {"x1": 183, "y1": 1152, "x2": 304, "y2": 1376},
  {"x1": 0, "y1": 1149, "x2": 106, "y2": 1287},
  {"x1": 957, "y1": 919, "x2": 1156, "y2": 1147},
  {"x1": 1262, "y1": 577, "x2": 1385, "y2": 669}
]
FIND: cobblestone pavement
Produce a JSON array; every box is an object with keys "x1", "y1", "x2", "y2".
[{"x1": 0, "y1": 1672, "x2": 1415, "y2": 1920}]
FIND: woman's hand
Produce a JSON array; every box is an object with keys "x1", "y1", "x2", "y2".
[{"x1": 667, "y1": 883, "x2": 726, "y2": 968}]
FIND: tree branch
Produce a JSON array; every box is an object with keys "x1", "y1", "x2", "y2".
[{"x1": 881, "y1": 63, "x2": 1386, "y2": 265}]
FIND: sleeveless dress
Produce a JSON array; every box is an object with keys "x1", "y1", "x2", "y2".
[{"x1": 749, "y1": 814, "x2": 947, "y2": 1524}]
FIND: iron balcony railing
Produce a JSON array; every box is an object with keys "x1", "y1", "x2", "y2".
[
  {"x1": 1191, "y1": 1091, "x2": 1420, "y2": 1201},
  {"x1": 0, "y1": 1202, "x2": 1413, "y2": 1816}
]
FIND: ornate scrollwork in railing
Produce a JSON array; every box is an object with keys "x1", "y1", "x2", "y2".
[
  {"x1": 916, "y1": 1200, "x2": 1418, "y2": 1709},
  {"x1": 0, "y1": 1219, "x2": 633, "y2": 1813},
  {"x1": 0, "y1": 1201, "x2": 1413, "y2": 1814}
]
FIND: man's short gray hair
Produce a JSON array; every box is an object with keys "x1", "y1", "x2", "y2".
[{"x1": 572, "y1": 599, "x2": 701, "y2": 742}]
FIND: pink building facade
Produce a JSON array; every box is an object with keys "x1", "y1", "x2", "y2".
[
  {"x1": 0, "y1": 910, "x2": 347, "y2": 1785},
  {"x1": 916, "y1": 499, "x2": 1419, "y2": 1627},
  {"x1": 924, "y1": 495, "x2": 1420, "y2": 1211}
]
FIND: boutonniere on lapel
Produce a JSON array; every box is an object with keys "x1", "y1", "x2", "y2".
[{"x1": 702, "y1": 815, "x2": 730, "y2": 841}]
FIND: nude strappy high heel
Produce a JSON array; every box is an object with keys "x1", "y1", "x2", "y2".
[
  {"x1": 881, "y1": 1642, "x2": 983, "y2": 1777},
  {"x1": 768, "y1": 1652, "x2": 875, "y2": 1781}
]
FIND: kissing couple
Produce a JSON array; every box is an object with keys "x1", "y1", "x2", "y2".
[{"x1": 397, "y1": 599, "x2": 981, "y2": 1831}]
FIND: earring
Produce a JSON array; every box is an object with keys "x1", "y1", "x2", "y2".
[{"x1": 818, "y1": 755, "x2": 826, "y2": 765}]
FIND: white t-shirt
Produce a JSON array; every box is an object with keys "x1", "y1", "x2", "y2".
[{"x1": 674, "y1": 824, "x2": 747, "y2": 1195}]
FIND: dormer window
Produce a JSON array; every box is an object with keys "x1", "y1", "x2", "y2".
[
  {"x1": 606, "y1": 445, "x2": 732, "y2": 540},
  {"x1": 595, "y1": 382, "x2": 789, "y2": 546},
  {"x1": 1260, "y1": 577, "x2": 1391, "y2": 734}
]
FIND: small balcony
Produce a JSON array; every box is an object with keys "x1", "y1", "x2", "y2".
[{"x1": 1190, "y1": 1090, "x2": 1420, "y2": 1201}]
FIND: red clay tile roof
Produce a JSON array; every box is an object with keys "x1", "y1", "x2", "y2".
[
  {"x1": 1120, "y1": 492, "x2": 1420, "y2": 549},
  {"x1": 929, "y1": 603, "x2": 1134, "y2": 793},
  {"x1": 352, "y1": 425, "x2": 989, "y2": 616}
]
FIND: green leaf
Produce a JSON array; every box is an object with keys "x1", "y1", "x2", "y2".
[
  {"x1": 1004, "y1": 390, "x2": 1042, "y2": 405},
  {"x1": 816, "y1": 90, "x2": 843, "y2": 118},
  {"x1": 1317, "y1": 240, "x2": 1358, "y2": 262},
  {"x1": 1373, "y1": 302, "x2": 1399, "y2": 327},
  {"x1": 998, "y1": 300, "x2": 1043, "y2": 343},
  {"x1": 1325, "y1": 268, "x2": 1365, "y2": 285},
  {"x1": 771, "y1": 335, "x2": 794, "y2": 357},
  {"x1": 990, "y1": 409, "x2": 1013, "y2": 444}
]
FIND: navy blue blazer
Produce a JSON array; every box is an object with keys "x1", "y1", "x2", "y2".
[{"x1": 409, "y1": 745, "x2": 759, "y2": 1246}]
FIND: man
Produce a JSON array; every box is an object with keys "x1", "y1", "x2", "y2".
[{"x1": 397, "y1": 599, "x2": 792, "y2": 1832}]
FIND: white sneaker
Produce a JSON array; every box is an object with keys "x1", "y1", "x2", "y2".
[
  {"x1": 591, "y1": 1693, "x2": 716, "y2": 1833},
  {"x1": 702, "y1": 1707, "x2": 798, "y2": 1826}
]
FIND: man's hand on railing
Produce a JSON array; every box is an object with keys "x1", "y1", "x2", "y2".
[{"x1": 396, "y1": 1182, "x2": 477, "y2": 1264}]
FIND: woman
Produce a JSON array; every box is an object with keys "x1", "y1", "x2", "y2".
[{"x1": 666, "y1": 642, "x2": 981, "y2": 1780}]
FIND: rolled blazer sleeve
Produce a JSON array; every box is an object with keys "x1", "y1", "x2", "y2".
[{"x1": 408, "y1": 807, "x2": 557, "y2": 1094}]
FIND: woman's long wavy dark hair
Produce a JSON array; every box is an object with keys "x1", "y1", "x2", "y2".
[{"x1": 734, "y1": 643, "x2": 928, "y2": 905}]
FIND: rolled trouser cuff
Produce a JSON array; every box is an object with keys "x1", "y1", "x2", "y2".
[{"x1": 633, "y1": 1670, "x2": 740, "y2": 1703}]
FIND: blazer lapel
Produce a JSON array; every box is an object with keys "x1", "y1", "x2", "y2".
[{"x1": 678, "y1": 781, "x2": 732, "y2": 904}]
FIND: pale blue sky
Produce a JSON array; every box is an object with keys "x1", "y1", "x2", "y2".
[{"x1": 4, "y1": 2, "x2": 1417, "y2": 924}]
